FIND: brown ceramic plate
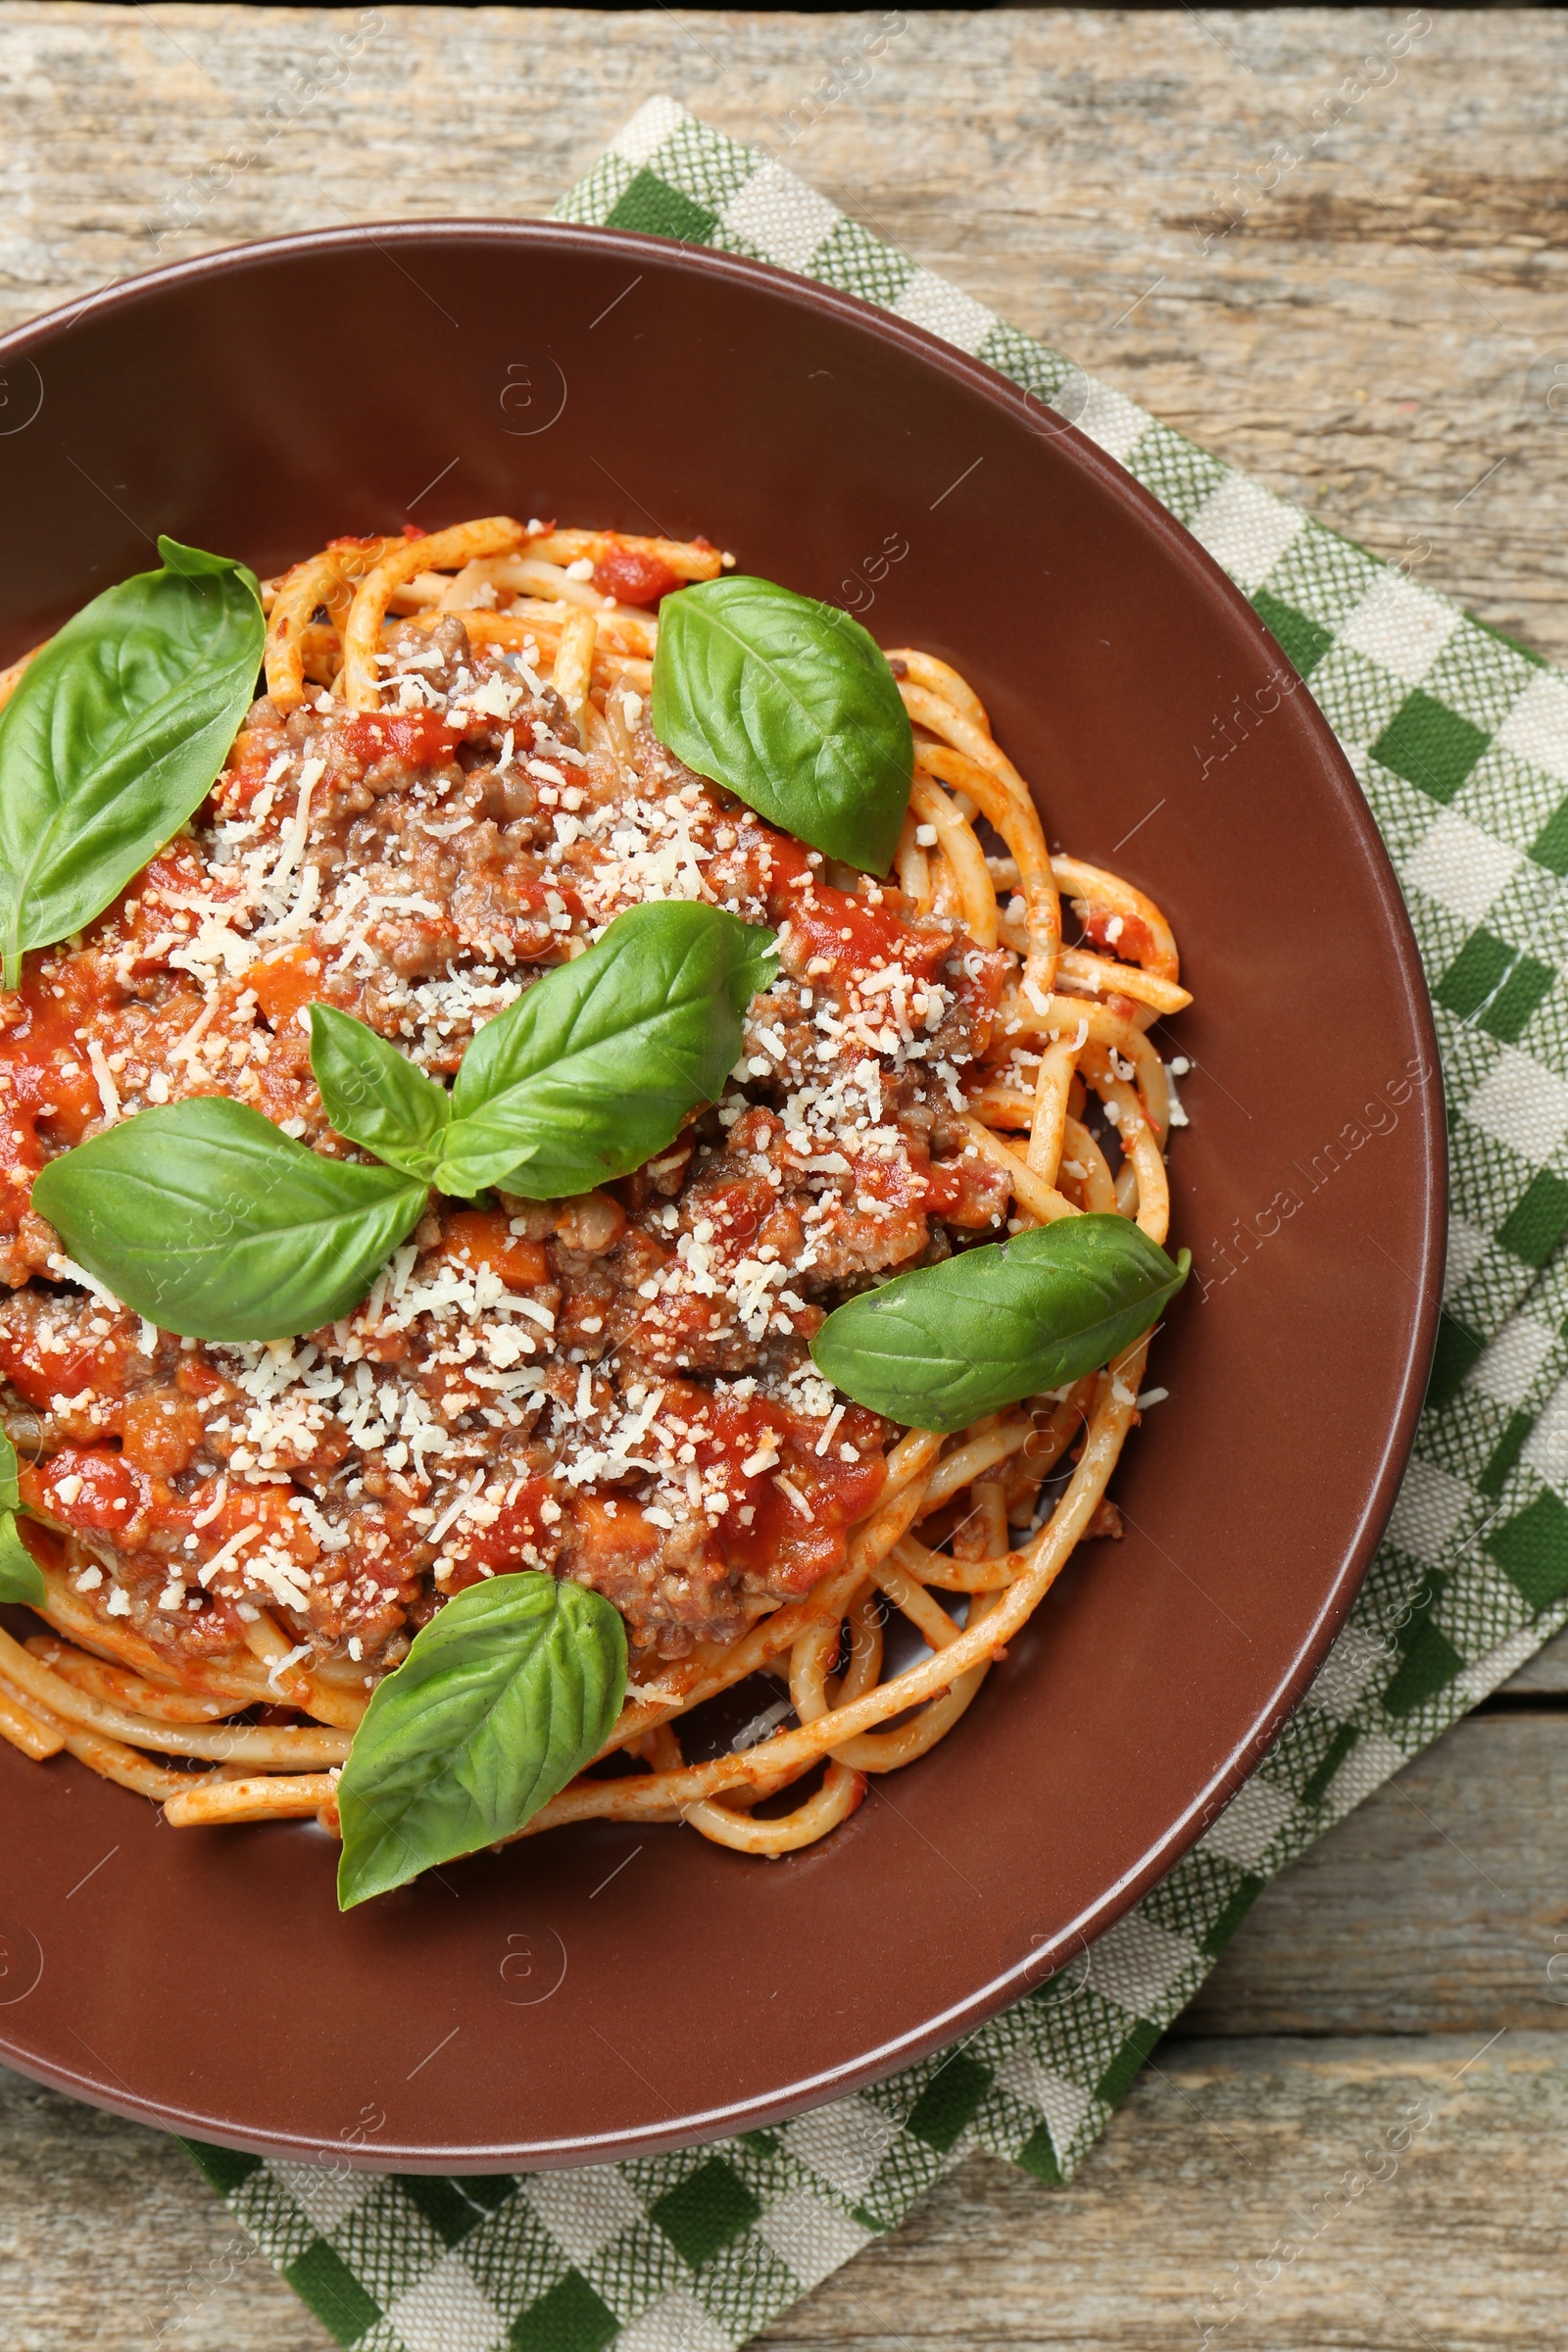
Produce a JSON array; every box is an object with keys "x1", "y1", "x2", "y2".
[{"x1": 0, "y1": 223, "x2": 1443, "y2": 2170}]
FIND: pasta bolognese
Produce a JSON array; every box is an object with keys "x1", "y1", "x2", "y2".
[{"x1": 0, "y1": 514, "x2": 1191, "y2": 1889}]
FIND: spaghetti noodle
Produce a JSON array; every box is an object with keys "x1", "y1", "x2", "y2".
[{"x1": 0, "y1": 516, "x2": 1190, "y2": 1866}]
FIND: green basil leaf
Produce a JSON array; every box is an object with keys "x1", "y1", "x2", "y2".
[
  {"x1": 30, "y1": 1099, "x2": 427, "y2": 1344},
  {"x1": 310, "y1": 1004, "x2": 451, "y2": 1181},
  {"x1": 336, "y1": 1571, "x2": 627, "y2": 1908},
  {"x1": 0, "y1": 1431, "x2": 42, "y2": 1606},
  {"x1": 0, "y1": 1512, "x2": 45, "y2": 1607},
  {"x1": 0, "y1": 536, "x2": 265, "y2": 987},
  {"x1": 652, "y1": 576, "x2": 912, "y2": 873},
  {"x1": 437, "y1": 902, "x2": 777, "y2": 1199},
  {"x1": 810, "y1": 1213, "x2": 1191, "y2": 1433}
]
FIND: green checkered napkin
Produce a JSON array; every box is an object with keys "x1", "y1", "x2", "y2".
[{"x1": 184, "y1": 99, "x2": 1568, "y2": 2351}]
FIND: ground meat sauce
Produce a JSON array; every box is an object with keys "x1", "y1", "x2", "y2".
[{"x1": 0, "y1": 612, "x2": 1014, "y2": 1677}]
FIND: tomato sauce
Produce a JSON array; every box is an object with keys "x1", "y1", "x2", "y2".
[
  {"x1": 760, "y1": 830, "x2": 1007, "y2": 1044},
  {"x1": 334, "y1": 710, "x2": 462, "y2": 771},
  {"x1": 22, "y1": 1446, "x2": 321, "y2": 1574},
  {"x1": 176, "y1": 1477, "x2": 321, "y2": 1570},
  {"x1": 700, "y1": 1394, "x2": 886, "y2": 1591},
  {"x1": 22, "y1": 1446, "x2": 152, "y2": 1539},
  {"x1": 213, "y1": 724, "x2": 287, "y2": 812},
  {"x1": 0, "y1": 1305, "x2": 144, "y2": 1420},
  {"x1": 120, "y1": 1392, "x2": 206, "y2": 1477},
  {"x1": 444, "y1": 1476, "x2": 560, "y2": 1593},
  {"x1": 922, "y1": 1153, "x2": 1009, "y2": 1227},
  {"x1": 1080, "y1": 907, "x2": 1157, "y2": 966},
  {"x1": 0, "y1": 971, "x2": 114, "y2": 1234},
  {"x1": 763, "y1": 834, "x2": 949, "y2": 988},
  {"x1": 593, "y1": 544, "x2": 684, "y2": 608}
]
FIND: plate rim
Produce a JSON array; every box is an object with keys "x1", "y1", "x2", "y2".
[{"x1": 0, "y1": 216, "x2": 1446, "y2": 2167}]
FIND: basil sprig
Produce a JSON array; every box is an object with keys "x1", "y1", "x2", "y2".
[
  {"x1": 0, "y1": 1430, "x2": 45, "y2": 1607},
  {"x1": 335, "y1": 1572, "x2": 626, "y2": 1908},
  {"x1": 0, "y1": 538, "x2": 265, "y2": 989},
  {"x1": 32, "y1": 904, "x2": 775, "y2": 1343},
  {"x1": 30, "y1": 1099, "x2": 428, "y2": 1345},
  {"x1": 652, "y1": 576, "x2": 913, "y2": 873},
  {"x1": 436, "y1": 900, "x2": 777, "y2": 1198},
  {"x1": 315, "y1": 898, "x2": 775, "y2": 1200},
  {"x1": 307, "y1": 1004, "x2": 454, "y2": 1181},
  {"x1": 810, "y1": 1214, "x2": 1191, "y2": 1433}
]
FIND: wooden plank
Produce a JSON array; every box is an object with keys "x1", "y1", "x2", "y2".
[
  {"x1": 0, "y1": 6, "x2": 1565, "y2": 660},
  {"x1": 1175, "y1": 1713, "x2": 1568, "y2": 2037},
  {"x1": 757, "y1": 2034, "x2": 1568, "y2": 2352},
  {"x1": 7, "y1": 2031, "x2": 1565, "y2": 2351},
  {"x1": 1498, "y1": 1623, "x2": 1568, "y2": 1695},
  {"x1": 0, "y1": 2063, "x2": 322, "y2": 2352}
]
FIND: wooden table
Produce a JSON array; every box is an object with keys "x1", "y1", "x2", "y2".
[{"x1": 2, "y1": 8, "x2": 1566, "y2": 2345}]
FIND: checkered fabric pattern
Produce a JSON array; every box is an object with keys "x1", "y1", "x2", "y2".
[{"x1": 185, "y1": 99, "x2": 1568, "y2": 2350}]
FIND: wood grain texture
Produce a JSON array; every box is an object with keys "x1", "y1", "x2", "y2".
[
  {"x1": 1496, "y1": 1621, "x2": 1568, "y2": 1694},
  {"x1": 758, "y1": 2035, "x2": 1568, "y2": 2352},
  {"x1": 0, "y1": 2064, "x2": 322, "y2": 2352},
  {"x1": 2, "y1": 7, "x2": 1566, "y2": 2347},
  {"x1": 1175, "y1": 1712, "x2": 1568, "y2": 2038},
  {"x1": 1, "y1": 5, "x2": 1566, "y2": 656}
]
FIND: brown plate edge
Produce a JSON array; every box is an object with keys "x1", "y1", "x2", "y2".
[{"x1": 0, "y1": 219, "x2": 1446, "y2": 2166}]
